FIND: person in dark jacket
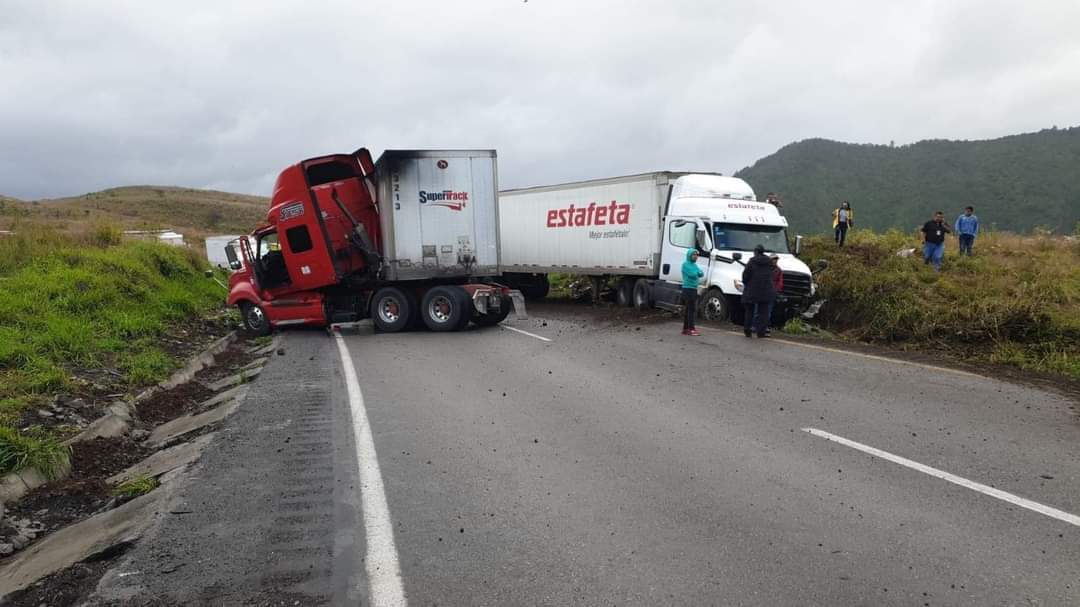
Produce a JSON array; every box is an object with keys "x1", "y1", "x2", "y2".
[
  {"x1": 741, "y1": 244, "x2": 776, "y2": 338},
  {"x1": 921, "y1": 210, "x2": 951, "y2": 271},
  {"x1": 681, "y1": 248, "x2": 705, "y2": 336}
]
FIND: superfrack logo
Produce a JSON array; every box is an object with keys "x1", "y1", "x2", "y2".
[
  {"x1": 419, "y1": 190, "x2": 468, "y2": 211},
  {"x1": 546, "y1": 201, "x2": 630, "y2": 228},
  {"x1": 726, "y1": 202, "x2": 766, "y2": 210}
]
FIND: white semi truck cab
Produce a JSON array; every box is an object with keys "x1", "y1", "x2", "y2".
[
  {"x1": 499, "y1": 171, "x2": 815, "y2": 325},
  {"x1": 652, "y1": 174, "x2": 814, "y2": 323}
]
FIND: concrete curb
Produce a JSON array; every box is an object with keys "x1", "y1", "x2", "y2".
[
  {"x1": 0, "y1": 331, "x2": 237, "y2": 507},
  {"x1": 0, "y1": 479, "x2": 168, "y2": 598},
  {"x1": 136, "y1": 331, "x2": 237, "y2": 400},
  {"x1": 202, "y1": 366, "x2": 262, "y2": 392}
]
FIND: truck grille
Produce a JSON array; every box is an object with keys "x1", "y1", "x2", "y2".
[{"x1": 782, "y1": 271, "x2": 812, "y2": 298}]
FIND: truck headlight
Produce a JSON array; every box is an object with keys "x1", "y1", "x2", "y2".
[{"x1": 734, "y1": 279, "x2": 744, "y2": 292}]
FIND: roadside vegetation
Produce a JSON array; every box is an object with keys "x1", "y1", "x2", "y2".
[
  {"x1": 802, "y1": 229, "x2": 1080, "y2": 378},
  {"x1": 0, "y1": 225, "x2": 225, "y2": 474},
  {"x1": 112, "y1": 474, "x2": 159, "y2": 499}
]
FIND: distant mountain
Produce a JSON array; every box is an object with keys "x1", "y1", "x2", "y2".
[
  {"x1": 735, "y1": 127, "x2": 1080, "y2": 235},
  {"x1": 0, "y1": 186, "x2": 268, "y2": 238}
]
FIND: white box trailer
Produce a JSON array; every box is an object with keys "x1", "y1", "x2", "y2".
[
  {"x1": 499, "y1": 172, "x2": 670, "y2": 276},
  {"x1": 498, "y1": 171, "x2": 815, "y2": 325},
  {"x1": 375, "y1": 150, "x2": 500, "y2": 281}
]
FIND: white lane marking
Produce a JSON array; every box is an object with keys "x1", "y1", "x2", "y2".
[
  {"x1": 777, "y1": 340, "x2": 982, "y2": 378},
  {"x1": 334, "y1": 332, "x2": 408, "y2": 606},
  {"x1": 500, "y1": 324, "x2": 552, "y2": 342},
  {"x1": 802, "y1": 427, "x2": 1080, "y2": 528}
]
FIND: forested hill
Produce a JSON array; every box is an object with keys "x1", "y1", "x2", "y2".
[{"x1": 734, "y1": 127, "x2": 1080, "y2": 235}]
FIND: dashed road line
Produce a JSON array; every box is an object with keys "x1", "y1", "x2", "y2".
[
  {"x1": 802, "y1": 427, "x2": 1080, "y2": 528},
  {"x1": 334, "y1": 331, "x2": 408, "y2": 607},
  {"x1": 500, "y1": 324, "x2": 553, "y2": 342}
]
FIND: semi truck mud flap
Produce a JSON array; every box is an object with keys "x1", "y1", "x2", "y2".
[{"x1": 509, "y1": 290, "x2": 528, "y2": 320}]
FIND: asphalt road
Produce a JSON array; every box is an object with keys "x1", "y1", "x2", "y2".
[{"x1": 92, "y1": 304, "x2": 1080, "y2": 606}]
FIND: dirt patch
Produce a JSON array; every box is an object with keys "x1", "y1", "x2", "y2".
[
  {"x1": 157, "y1": 315, "x2": 234, "y2": 366},
  {"x1": 137, "y1": 382, "x2": 216, "y2": 425},
  {"x1": 69, "y1": 436, "x2": 150, "y2": 481},
  {"x1": 6, "y1": 479, "x2": 113, "y2": 536},
  {"x1": 2, "y1": 551, "x2": 117, "y2": 607},
  {"x1": 194, "y1": 343, "x2": 260, "y2": 384},
  {"x1": 13, "y1": 395, "x2": 104, "y2": 438}
]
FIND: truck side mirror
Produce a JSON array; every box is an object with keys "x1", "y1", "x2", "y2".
[
  {"x1": 795, "y1": 235, "x2": 803, "y2": 256},
  {"x1": 695, "y1": 227, "x2": 711, "y2": 254}
]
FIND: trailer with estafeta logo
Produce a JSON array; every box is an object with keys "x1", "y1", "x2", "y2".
[
  {"x1": 498, "y1": 172, "x2": 815, "y2": 324},
  {"x1": 224, "y1": 149, "x2": 525, "y2": 335}
]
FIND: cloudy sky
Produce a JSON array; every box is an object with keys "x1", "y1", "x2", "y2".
[{"x1": 2, "y1": 0, "x2": 1079, "y2": 200}]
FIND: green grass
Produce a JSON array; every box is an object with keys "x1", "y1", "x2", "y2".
[
  {"x1": 0, "y1": 426, "x2": 70, "y2": 478},
  {"x1": 112, "y1": 474, "x2": 159, "y2": 498},
  {"x1": 802, "y1": 229, "x2": 1080, "y2": 378},
  {"x1": 0, "y1": 226, "x2": 225, "y2": 472}
]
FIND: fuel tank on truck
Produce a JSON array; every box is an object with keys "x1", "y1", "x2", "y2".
[{"x1": 374, "y1": 150, "x2": 500, "y2": 281}]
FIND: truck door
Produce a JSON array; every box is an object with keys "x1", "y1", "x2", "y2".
[
  {"x1": 655, "y1": 217, "x2": 712, "y2": 307},
  {"x1": 660, "y1": 217, "x2": 711, "y2": 285}
]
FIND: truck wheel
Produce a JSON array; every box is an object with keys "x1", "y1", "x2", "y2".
[
  {"x1": 632, "y1": 279, "x2": 652, "y2": 310},
  {"x1": 240, "y1": 303, "x2": 271, "y2": 336},
  {"x1": 371, "y1": 287, "x2": 411, "y2": 332},
  {"x1": 700, "y1": 288, "x2": 729, "y2": 322},
  {"x1": 473, "y1": 295, "x2": 511, "y2": 326},
  {"x1": 615, "y1": 279, "x2": 634, "y2": 307},
  {"x1": 421, "y1": 286, "x2": 470, "y2": 332}
]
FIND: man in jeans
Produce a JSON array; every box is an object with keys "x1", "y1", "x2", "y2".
[
  {"x1": 741, "y1": 245, "x2": 776, "y2": 337},
  {"x1": 921, "y1": 211, "x2": 951, "y2": 271},
  {"x1": 954, "y1": 206, "x2": 979, "y2": 256},
  {"x1": 681, "y1": 249, "x2": 704, "y2": 336}
]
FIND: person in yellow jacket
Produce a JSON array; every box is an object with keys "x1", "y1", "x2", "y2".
[{"x1": 831, "y1": 200, "x2": 853, "y2": 247}]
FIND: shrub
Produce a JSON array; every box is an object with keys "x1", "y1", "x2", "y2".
[
  {"x1": 112, "y1": 474, "x2": 159, "y2": 498},
  {"x1": 0, "y1": 426, "x2": 70, "y2": 478}
]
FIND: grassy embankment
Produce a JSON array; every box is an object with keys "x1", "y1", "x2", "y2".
[
  {"x1": 0, "y1": 186, "x2": 268, "y2": 245},
  {"x1": 795, "y1": 229, "x2": 1080, "y2": 378},
  {"x1": 0, "y1": 226, "x2": 225, "y2": 477}
]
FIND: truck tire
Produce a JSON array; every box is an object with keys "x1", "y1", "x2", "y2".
[
  {"x1": 700, "y1": 288, "x2": 729, "y2": 322},
  {"x1": 421, "y1": 286, "x2": 470, "y2": 332},
  {"x1": 632, "y1": 279, "x2": 652, "y2": 311},
  {"x1": 240, "y1": 302, "x2": 271, "y2": 337},
  {"x1": 371, "y1": 287, "x2": 411, "y2": 332},
  {"x1": 615, "y1": 279, "x2": 634, "y2": 307},
  {"x1": 473, "y1": 295, "x2": 511, "y2": 327}
]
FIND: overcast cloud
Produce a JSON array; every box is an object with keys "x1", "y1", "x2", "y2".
[{"x1": 2, "y1": 0, "x2": 1079, "y2": 200}]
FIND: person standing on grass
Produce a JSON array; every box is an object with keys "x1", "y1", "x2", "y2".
[
  {"x1": 681, "y1": 249, "x2": 704, "y2": 336},
  {"x1": 766, "y1": 254, "x2": 784, "y2": 336},
  {"x1": 832, "y1": 201, "x2": 853, "y2": 247},
  {"x1": 741, "y1": 245, "x2": 776, "y2": 338},
  {"x1": 954, "y1": 206, "x2": 979, "y2": 256},
  {"x1": 921, "y1": 210, "x2": 951, "y2": 271}
]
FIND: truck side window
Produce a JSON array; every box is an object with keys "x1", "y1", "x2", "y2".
[
  {"x1": 286, "y1": 226, "x2": 313, "y2": 253},
  {"x1": 669, "y1": 221, "x2": 696, "y2": 249}
]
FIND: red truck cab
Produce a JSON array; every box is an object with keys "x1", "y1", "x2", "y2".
[{"x1": 224, "y1": 148, "x2": 522, "y2": 335}]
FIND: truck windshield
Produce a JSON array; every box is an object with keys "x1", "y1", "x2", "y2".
[{"x1": 712, "y1": 223, "x2": 789, "y2": 253}]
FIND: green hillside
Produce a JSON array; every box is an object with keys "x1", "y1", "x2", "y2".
[
  {"x1": 735, "y1": 127, "x2": 1080, "y2": 235},
  {"x1": 0, "y1": 186, "x2": 268, "y2": 240}
]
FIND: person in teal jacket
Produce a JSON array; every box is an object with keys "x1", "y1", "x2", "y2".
[{"x1": 681, "y1": 249, "x2": 705, "y2": 336}]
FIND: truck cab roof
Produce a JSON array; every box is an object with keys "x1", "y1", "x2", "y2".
[{"x1": 667, "y1": 175, "x2": 787, "y2": 227}]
